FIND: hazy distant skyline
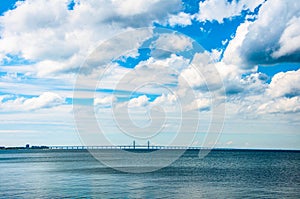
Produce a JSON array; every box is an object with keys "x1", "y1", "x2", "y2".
[{"x1": 0, "y1": 0, "x2": 299, "y2": 149}]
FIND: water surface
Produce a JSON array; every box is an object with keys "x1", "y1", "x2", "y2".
[{"x1": 0, "y1": 149, "x2": 299, "y2": 198}]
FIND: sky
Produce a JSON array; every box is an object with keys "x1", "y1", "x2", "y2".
[{"x1": 0, "y1": 0, "x2": 299, "y2": 149}]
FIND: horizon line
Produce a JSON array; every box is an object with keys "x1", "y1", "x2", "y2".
[{"x1": 1, "y1": 145, "x2": 300, "y2": 151}]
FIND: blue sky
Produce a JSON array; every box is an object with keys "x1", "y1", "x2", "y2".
[{"x1": 0, "y1": 0, "x2": 299, "y2": 149}]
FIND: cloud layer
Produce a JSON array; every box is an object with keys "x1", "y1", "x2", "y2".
[
  {"x1": 0, "y1": 0, "x2": 299, "y2": 148},
  {"x1": 0, "y1": 92, "x2": 65, "y2": 111},
  {"x1": 0, "y1": 0, "x2": 182, "y2": 76}
]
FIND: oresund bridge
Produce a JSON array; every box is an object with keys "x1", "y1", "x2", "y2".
[
  {"x1": 48, "y1": 145, "x2": 205, "y2": 150},
  {"x1": 48, "y1": 141, "x2": 207, "y2": 150},
  {"x1": 0, "y1": 141, "x2": 212, "y2": 150}
]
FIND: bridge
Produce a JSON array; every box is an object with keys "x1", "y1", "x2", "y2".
[
  {"x1": 48, "y1": 145, "x2": 206, "y2": 150},
  {"x1": 48, "y1": 140, "x2": 208, "y2": 150},
  {"x1": 0, "y1": 141, "x2": 211, "y2": 150}
]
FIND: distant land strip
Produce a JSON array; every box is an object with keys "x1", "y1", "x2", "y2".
[{"x1": 0, "y1": 145, "x2": 299, "y2": 152}]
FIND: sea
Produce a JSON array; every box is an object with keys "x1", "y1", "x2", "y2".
[{"x1": 0, "y1": 149, "x2": 299, "y2": 198}]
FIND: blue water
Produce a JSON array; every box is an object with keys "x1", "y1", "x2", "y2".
[{"x1": 0, "y1": 149, "x2": 299, "y2": 198}]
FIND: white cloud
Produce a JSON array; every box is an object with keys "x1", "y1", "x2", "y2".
[
  {"x1": 223, "y1": 69, "x2": 300, "y2": 116},
  {"x1": 111, "y1": 0, "x2": 179, "y2": 18},
  {"x1": 111, "y1": 0, "x2": 159, "y2": 16},
  {"x1": 0, "y1": 71, "x2": 74, "y2": 98},
  {"x1": 195, "y1": 0, "x2": 265, "y2": 23},
  {"x1": 80, "y1": 28, "x2": 153, "y2": 75},
  {"x1": 0, "y1": 94, "x2": 13, "y2": 102},
  {"x1": 210, "y1": 49, "x2": 222, "y2": 61},
  {"x1": 185, "y1": 97, "x2": 211, "y2": 111},
  {"x1": 152, "y1": 33, "x2": 193, "y2": 52},
  {"x1": 151, "y1": 93, "x2": 181, "y2": 112},
  {"x1": 128, "y1": 95, "x2": 149, "y2": 108},
  {"x1": 0, "y1": 92, "x2": 65, "y2": 111},
  {"x1": 23, "y1": 92, "x2": 64, "y2": 110},
  {"x1": 152, "y1": 93, "x2": 177, "y2": 106},
  {"x1": 223, "y1": 0, "x2": 300, "y2": 67},
  {"x1": 0, "y1": 0, "x2": 182, "y2": 76},
  {"x1": 267, "y1": 69, "x2": 300, "y2": 98},
  {"x1": 0, "y1": 0, "x2": 75, "y2": 61},
  {"x1": 180, "y1": 65, "x2": 204, "y2": 89},
  {"x1": 138, "y1": 54, "x2": 189, "y2": 72},
  {"x1": 168, "y1": 12, "x2": 192, "y2": 27},
  {"x1": 222, "y1": 21, "x2": 251, "y2": 67},
  {"x1": 258, "y1": 97, "x2": 300, "y2": 114},
  {"x1": 272, "y1": 16, "x2": 300, "y2": 59},
  {"x1": 94, "y1": 95, "x2": 116, "y2": 107},
  {"x1": 179, "y1": 52, "x2": 223, "y2": 91},
  {"x1": 111, "y1": 54, "x2": 189, "y2": 94},
  {"x1": 220, "y1": 71, "x2": 267, "y2": 98}
]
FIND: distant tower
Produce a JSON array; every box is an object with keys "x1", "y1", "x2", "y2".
[
  {"x1": 147, "y1": 141, "x2": 150, "y2": 149},
  {"x1": 133, "y1": 140, "x2": 135, "y2": 149},
  {"x1": 26, "y1": 144, "x2": 30, "y2": 149}
]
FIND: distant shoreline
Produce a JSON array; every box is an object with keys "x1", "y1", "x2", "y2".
[
  {"x1": 0, "y1": 146, "x2": 299, "y2": 152},
  {"x1": 0, "y1": 146, "x2": 49, "y2": 150}
]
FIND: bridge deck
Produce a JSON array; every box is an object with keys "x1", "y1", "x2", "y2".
[{"x1": 48, "y1": 145, "x2": 208, "y2": 150}]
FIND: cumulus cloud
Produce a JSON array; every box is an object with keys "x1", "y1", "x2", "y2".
[
  {"x1": 258, "y1": 97, "x2": 300, "y2": 114},
  {"x1": 210, "y1": 49, "x2": 223, "y2": 61},
  {"x1": 152, "y1": 93, "x2": 177, "y2": 106},
  {"x1": 0, "y1": 92, "x2": 65, "y2": 111},
  {"x1": 195, "y1": 0, "x2": 265, "y2": 23},
  {"x1": 185, "y1": 97, "x2": 211, "y2": 111},
  {"x1": 128, "y1": 95, "x2": 149, "y2": 108},
  {"x1": 112, "y1": 54, "x2": 189, "y2": 94},
  {"x1": 111, "y1": 0, "x2": 181, "y2": 18},
  {"x1": 222, "y1": 21, "x2": 251, "y2": 67},
  {"x1": 0, "y1": 0, "x2": 76, "y2": 61},
  {"x1": 81, "y1": 28, "x2": 153, "y2": 75},
  {"x1": 179, "y1": 52, "x2": 223, "y2": 91},
  {"x1": 221, "y1": 71, "x2": 267, "y2": 97},
  {"x1": 152, "y1": 33, "x2": 193, "y2": 52},
  {"x1": 272, "y1": 16, "x2": 300, "y2": 59},
  {"x1": 168, "y1": 12, "x2": 192, "y2": 27},
  {"x1": 223, "y1": 0, "x2": 300, "y2": 67},
  {"x1": 94, "y1": 95, "x2": 116, "y2": 107},
  {"x1": 267, "y1": 69, "x2": 300, "y2": 98},
  {"x1": 151, "y1": 93, "x2": 181, "y2": 112},
  {"x1": 108, "y1": 0, "x2": 181, "y2": 27},
  {"x1": 0, "y1": 0, "x2": 182, "y2": 76},
  {"x1": 226, "y1": 69, "x2": 300, "y2": 116}
]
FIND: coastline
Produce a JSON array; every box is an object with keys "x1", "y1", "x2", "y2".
[{"x1": 1, "y1": 146, "x2": 299, "y2": 152}]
